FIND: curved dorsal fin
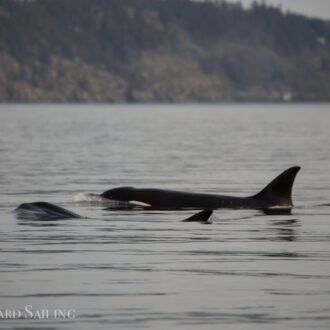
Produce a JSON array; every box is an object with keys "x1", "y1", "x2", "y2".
[
  {"x1": 252, "y1": 166, "x2": 300, "y2": 207},
  {"x1": 182, "y1": 209, "x2": 213, "y2": 223}
]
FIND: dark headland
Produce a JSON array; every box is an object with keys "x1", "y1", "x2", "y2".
[{"x1": 1, "y1": 0, "x2": 329, "y2": 102}]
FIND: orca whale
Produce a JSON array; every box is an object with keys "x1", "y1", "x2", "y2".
[
  {"x1": 101, "y1": 167, "x2": 300, "y2": 210},
  {"x1": 14, "y1": 202, "x2": 82, "y2": 220},
  {"x1": 13, "y1": 202, "x2": 213, "y2": 224},
  {"x1": 13, "y1": 202, "x2": 213, "y2": 223},
  {"x1": 182, "y1": 209, "x2": 214, "y2": 224}
]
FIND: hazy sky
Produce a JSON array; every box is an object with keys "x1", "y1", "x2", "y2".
[{"x1": 225, "y1": 0, "x2": 330, "y2": 20}]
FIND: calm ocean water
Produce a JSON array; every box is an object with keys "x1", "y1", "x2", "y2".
[{"x1": 0, "y1": 103, "x2": 330, "y2": 329}]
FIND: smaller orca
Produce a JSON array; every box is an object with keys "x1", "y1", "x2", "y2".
[
  {"x1": 182, "y1": 210, "x2": 214, "y2": 224},
  {"x1": 13, "y1": 202, "x2": 82, "y2": 220},
  {"x1": 13, "y1": 202, "x2": 213, "y2": 223}
]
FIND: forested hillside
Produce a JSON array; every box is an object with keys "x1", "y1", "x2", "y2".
[{"x1": 1, "y1": 0, "x2": 330, "y2": 102}]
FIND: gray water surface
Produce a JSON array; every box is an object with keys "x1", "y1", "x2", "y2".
[{"x1": 0, "y1": 103, "x2": 330, "y2": 329}]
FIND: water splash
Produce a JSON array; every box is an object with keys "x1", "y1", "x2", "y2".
[{"x1": 72, "y1": 193, "x2": 105, "y2": 203}]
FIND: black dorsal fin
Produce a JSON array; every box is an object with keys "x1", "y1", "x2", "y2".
[
  {"x1": 252, "y1": 166, "x2": 301, "y2": 208},
  {"x1": 182, "y1": 210, "x2": 213, "y2": 223}
]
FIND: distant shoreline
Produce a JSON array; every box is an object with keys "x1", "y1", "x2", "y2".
[{"x1": 1, "y1": 0, "x2": 329, "y2": 103}]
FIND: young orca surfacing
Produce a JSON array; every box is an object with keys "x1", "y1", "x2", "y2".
[
  {"x1": 13, "y1": 202, "x2": 214, "y2": 223},
  {"x1": 101, "y1": 167, "x2": 300, "y2": 210},
  {"x1": 14, "y1": 202, "x2": 82, "y2": 220}
]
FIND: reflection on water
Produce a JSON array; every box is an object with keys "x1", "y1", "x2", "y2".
[
  {"x1": 269, "y1": 219, "x2": 300, "y2": 242},
  {"x1": 261, "y1": 208, "x2": 292, "y2": 215},
  {"x1": 0, "y1": 104, "x2": 330, "y2": 329}
]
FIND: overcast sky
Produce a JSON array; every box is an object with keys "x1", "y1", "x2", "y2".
[{"x1": 225, "y1": 0, "x2": 330, "y2": 20}]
